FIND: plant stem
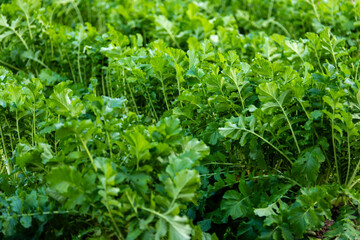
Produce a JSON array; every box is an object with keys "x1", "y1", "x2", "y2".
[
  {"x1": 9, "y1": 134, "x2": 14, "y2": 153},
  {"x1": 55, "y1": 114, "x2": 60, "y2": 154},
  {"x1": 160, "y1": 76, "x2": 170, "y2": 110},
  {"x1": 331, "y1": 110, "x2": 341, "y2": 184},
  {"x1": 164, "y1": 28, "x2": 180, "y2": 49},
  {"x1": 125, "y1": 191, "x2": 138, "y2": 216},
  {"x1": 275, "y1": 99, "x2": 301, "y2": 153},
  {"x1": 229, "y1": 72, "x2": 245, "y2": 109},
  {"x1": 12, "y1": 210, "x2": 78, "y2": 218},
  {"x1": 314, "y1": 49, "x2": 324, "y2": 73},
  {"x1": 32, "y1": 104, "x2": 36, "y2": 146},
  {"x1": 355, "y1": 61, "x2": 360, "y2": 83},
  {"x1": 348, "y1": 158, "x2": 360, "y2": 189},
  {"x1": 141, "y1": 207, "x2": 179, "y2": 228},
  {"x1": 267, "y1": 19, "x2": 291, "y2": 37},
  {"x1": 103, "y1": 184, "x2": 124, "y2": 240},
  {"x1": 174, "y1": 64, "x2": 183, "y2": 107},
  {"x1": 297, "y1": 99, "x2": 331, "y2": 169},
  {"x1": 308, "y1": 0, "x2": 320, "y2": 22},
  {"x1": 126, "y1": 79, "x2": 139, "y2": 115},
  {"x1": 241, "y1": 128, "x2": 293, "y2": 165},
  {"x1": 108, "y1": 67, "x2": 113, "y2": 97},
  {"x1": 65, "y1": 54, "x2": 76, "y2": 83},
  {"x1": 106, "y1": 65, "x2": 111, "y2": 97},
  {"x1": 102, "y1": 69, "x2": 106, "y2": 95},
  {"x1": 16, "y1": 110, "x2": 21, "y2": 141},
  {"x1": 349, "y1": 178, "x2": 360, "y2": 189},
  {"x1": 267, "y1": 0, "x2": 274, "y2": 19},
  {"x1": 6, "y1": 26, "x2": 29, "y2": 50},
  {"x1": 236, "y1": 85, "x2": 245, "y2": 110},
  {"x1": 79, "y1": 137, "x2": 97, "y2": 172},
  {"x1": 104, "y1": 202, "x2": 124, "y2": 240},
  {"x1": 0, "y1": 123, "x2": 11, "y2": 174},
  {"x1": 77, "y1": 42, "x2": 83, "y2": 84},
  {"x1": 345, "y1": 132, "x2": 351, "y2": 186},
  {"x1": 328, "y1": 39, "x2": 338, "y2": 70},
  {"x1": 25, "y1": 15, "x2": 33, "y2": 40},
  {"x1": 105, "y1": 129, "x2": 113, "y2": 160},
  {"x1": 0, "y1": 59, "x2": 22, "y2": 72},
  {"x1": 143, "y1": 82, "x2": 159, "y2": 121},
  {"x1": 71, "y1": 2, "x2": 84, "y2": 25}
]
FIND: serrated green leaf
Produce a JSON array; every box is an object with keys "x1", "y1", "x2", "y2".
[
  {"x1": 220, "y1": 190, "x2": 252, "y2": 220},
  {"x1": 292, "y1": 147, "x2": 325, "y2": 186},
  {"x1": 165, "y1": 169, "x2": 200, "y2": 204}
]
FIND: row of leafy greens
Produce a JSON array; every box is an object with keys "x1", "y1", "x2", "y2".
[{"x1": 1, "y1": 0, "x2": 360, "y2": 239}]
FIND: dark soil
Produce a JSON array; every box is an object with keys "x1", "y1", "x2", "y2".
[
  {"x1": 314, "y1": 219, "x2": 335, "y2": 239},
  {"x1": 313, "y1": 206, "x2": 340, "y2": 239}
]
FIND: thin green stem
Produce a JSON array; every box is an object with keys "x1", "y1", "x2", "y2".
[
  {"x1": 203, "y1": 162, "x2": 244, "y2": 166},
  {"x1": 164, "y1": 28, "x2": 180, "y2": 49},
  {"x1": 16, "y1": 110, "x2": 21, "y2": 141},
  {"x1": 308, "y1": 0, "x2": 320, "y2": 22},
  {"x1": 0, "y1": 59, "x2": 22, "y2": 72},
  {"x1": 65, "y1": 54, "x2": 76, "y2": 83},
  {"x1": 54, "y1": 114, "x2": 60, "y2": 154},
  {"x1": 32, "y1": 104, "x2": 36, "y2": 146},
  {"x1": 105, "y1": 129, "x2": 113, "y2": 160},
  {"x1": 230, "y1": 76, "x2": 245, "y2": 109},
  {"x1": 160, "y1": 76, "x2": 170, "y2": 110},
  {"x1": 331, "y1": 110, "x2": 341, "y2": 184},
  {"x1": 71, "y1": 2, "x2": 84, "y2": 25},
  {"x1": 30, "y1": 57, "x2": 51, "y2": 71},
  {"x1": 103, "y1": 186, "x2": 124, "y2": 240},
  {"x1": 126, "y1": 79, "x2": 139, "y2": 115},
  {"x1": 79, "y1": 137, "x2": 97, "y2": 172},
  {"x1": 141, "y1": 207, "x2": 181, "y2": 228},
  {"x1": 105, "y1": 203, "x2": 124, "y2": 240},
  {"x1": 143, "y1": 82, "x2": 159, "y2": 121},
  {"x1": 25, "y1": 15, "x2": 33, "y2": 40},
  {"x1": 106, "y1": 66, "x2": 111, "y2": 97},
  {"x1": 276, "y1": 99, "x2": 301, "y2": 153},
  {"x1": 267, "y1": 19, "x2": 291, "y2": 37},
  {"x1": 349, "y1": 178, "x2": 360, "y2": 189},
  {"x1": 348, "y1": 158, "x2": 360, "y2": 189},
  {"x1": 108, "y1": 68, "x2": 113, "y2": 97},
  {"x1": 200, "y1": 170, "x2": 236, "y2": 177},
  {"x1": 11, "y1": 210, "x2": 77, "y2": 218},
  {"x1": 9, "y1": 134, "x2": 14, "y2": 153},
  {"x1": 241, "y1": 128, "x2": 293, "y2": 165},
  {"x1": 77, "y1": 43, "x2": 83, "y2": 84},
  {"x1": 355, "y1": 61, "x2": 359, "y2": 83},
  {"x1": 329, "y1": 42, "x2": 338, "y2": 70},
  {"x1": 102, "y1": 69, "x2": 106, "y2": 95},
  {"x1": 0, "y1": 123, "x2": 11, "y2": 174},
  {"x1": 297, "y1": 99, "x2": 331, "y2": 168},
  {"x1": 174, "y1": 64, "x2": 183, "y2": 107},
  {"x1": 345, "y1": 133, "x2": 351, "y2": 186},
  {"x1": 6, "y1": 26, "x2": 29, "y2": 50},
  {"x1": 125, "y1": 191, "x2": 138, "y2": 216},
  {"x1": 267, "y1": 0, "x2": 274, "y2": 19},
  {"x1": 314, "y1": 49, "x2": 324, "y2": 73}
]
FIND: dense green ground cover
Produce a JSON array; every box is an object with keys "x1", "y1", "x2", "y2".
[{"x1": 1, "y1": 0, "x2": 360, "y2": 239}]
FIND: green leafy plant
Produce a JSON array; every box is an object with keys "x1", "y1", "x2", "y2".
[{"x1": 1, "y1": 0, "x2": 360, "y2": 239}]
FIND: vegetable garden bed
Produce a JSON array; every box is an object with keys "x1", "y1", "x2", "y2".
[{"x1": 1, "y1": 0, "x2": 360, "y2": 239}]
